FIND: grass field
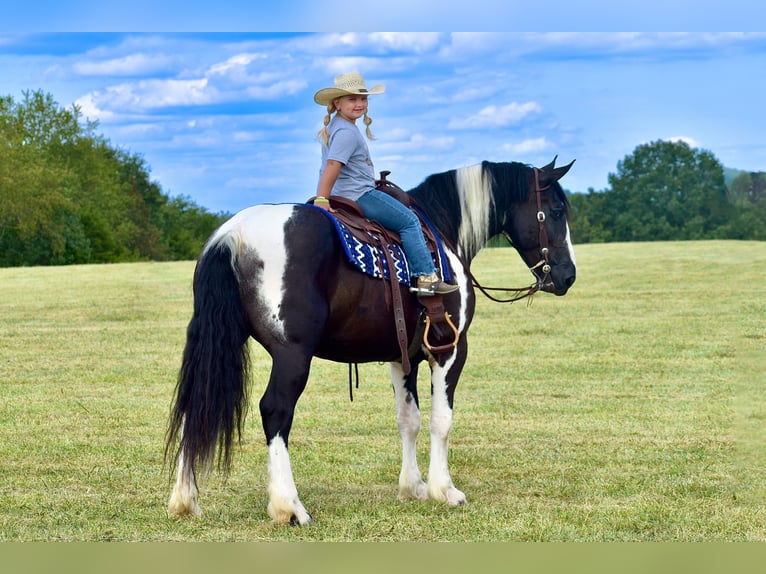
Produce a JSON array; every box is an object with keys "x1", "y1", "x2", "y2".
[{"x1": 0, "y1": 240, "x2": 764, "y2": 541}]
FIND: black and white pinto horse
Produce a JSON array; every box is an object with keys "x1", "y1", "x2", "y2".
[{"x1": 165, "y1": 158, "x2": 576, "y2": 525}]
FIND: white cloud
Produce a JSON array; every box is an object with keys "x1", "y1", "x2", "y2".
[
  {"x1": 74, "y1": 50, "x2": 309, "y2": 116},
  {"x1": 208, "y1": 53, "x2": 267, "y2": 76},
  {"x1": 666, "y1": 136, "x2": 700, "y2": 148},
  {"x1": 502, "y1": 137, "x2": 551, "y2": 155},
  {"x1": 75, "y1": 93, "x2": 114, "y2": 121},
  {"x1": 73, "y1": 53, "x2": 176, "y2": 76},
  {"x1": 448, "y1": 101, "x2": 541, "y2": 129},
  {"x1": 367, "y1": 32, "x2": 443, "y2": 53}
]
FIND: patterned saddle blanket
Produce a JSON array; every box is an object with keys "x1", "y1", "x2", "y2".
[
  {"x1": 311, "y1": 197, "x2": 451, "y2": 286},
  {"x1": 327, "y1": 216, "x2": 412, "y2": 284}
]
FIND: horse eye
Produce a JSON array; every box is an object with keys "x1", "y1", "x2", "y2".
[{"x1": 550, "y1": 206, "x2": 566, "y2": 220}]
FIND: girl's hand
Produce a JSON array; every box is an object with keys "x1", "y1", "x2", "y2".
[{"x1": 314, "y1": 198, "x2": 335, "y2": 213}]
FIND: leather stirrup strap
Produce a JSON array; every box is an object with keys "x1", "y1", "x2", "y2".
[{"x1": 377, "y1": 227, "x2": 411, "y2": 375}]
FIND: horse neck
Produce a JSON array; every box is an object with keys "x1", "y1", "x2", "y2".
[{"x1": 410, "y1": 163, "x2": 511, "y2": 263}]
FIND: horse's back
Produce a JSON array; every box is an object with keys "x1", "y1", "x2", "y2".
[{"x1": 204, "y1": 202, "x2": 420, "y2": 363}]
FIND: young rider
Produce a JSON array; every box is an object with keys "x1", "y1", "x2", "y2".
[{"x1": 313, "y1": 72, "x2": 458, "y2": 296}]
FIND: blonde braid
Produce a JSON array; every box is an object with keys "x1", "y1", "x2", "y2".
[
  {"x1": 317, "y1": 104, "x2": 377, "y2": 144},
  {"x1": 363, "y1": 112, "x2": 376, "y2": 140},
  {"x1": 316, "y1": 103, "x2": 334, "y2": 145}
]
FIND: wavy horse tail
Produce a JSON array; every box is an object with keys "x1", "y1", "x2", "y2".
[{"x1": 165, "y1": 235, "x2": 251, "y2": 480}]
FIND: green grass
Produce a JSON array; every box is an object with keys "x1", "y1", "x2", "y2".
[{"x1": 0, "y1": 241, "x2": 764, "y2": 541}]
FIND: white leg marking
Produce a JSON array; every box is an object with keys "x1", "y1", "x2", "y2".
[
  {"x1": 428, "y1": 362, "x2": 466, "y2": 506},
  {"x1": 421, "y1": 249, "x2": 468, "y2": 506},
  {"x1": 167, "y1": 450, "x2": 202, "y2": 518},
  {"x1": 267, "y1": 435, "x2": 312, "y2": 525},
  {"x1": 391, "y1": 363, "x2": 428, "y2": 501}
]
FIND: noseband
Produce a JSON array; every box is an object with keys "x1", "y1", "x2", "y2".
[{"x1": 470, "y1": 167, "x2": 553, "y2": 303}]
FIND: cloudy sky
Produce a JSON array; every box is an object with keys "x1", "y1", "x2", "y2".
[{"x1": 2, "y1": 13, "x2": 765, "y2": 214}]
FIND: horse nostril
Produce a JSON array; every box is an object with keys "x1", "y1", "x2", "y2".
[{"x1": 565, "y1": 275, "x2": 576, "y2": 288}]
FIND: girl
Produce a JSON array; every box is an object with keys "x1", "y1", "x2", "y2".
[{"x1": 314, "y1": 72, "x2": 457, "y2": 296}]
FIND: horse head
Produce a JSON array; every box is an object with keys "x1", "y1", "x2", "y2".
[{"x1": 503, "y1": 157, "x2": 577, "y2": 296}]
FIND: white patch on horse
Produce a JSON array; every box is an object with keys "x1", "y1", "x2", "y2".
[
  {"x1": 266, "y1": 434, "x2": 312, "y2": 525},
  {"x1": 167, "y1": 448, "x2": 202, "y2": 518},
  {"x1": 393, "y1": 242, "x2": 468, "y2": 507},
  {"x1": 390, "y1": 362, "x2": 428, "y2": 501},
  {"x1": 427, "y1": 351, "x2": 467, "y2": 507},
  {"x1": 446, "y1": 248, "x2": 470, "y2": 334},
  {"x1": 207, "y1": 204, "x2": 292, "y2": 340},
  {"x1": 455, "y1": 164, "x2": 495, "y2": 261}
]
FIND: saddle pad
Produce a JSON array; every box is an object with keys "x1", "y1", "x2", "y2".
[
  {"x1": 328, "y1": 216, "x2": 411, "y2": 285},
  {"x1": 307, "y1": 202, "x2": 452, "y2": 285}
]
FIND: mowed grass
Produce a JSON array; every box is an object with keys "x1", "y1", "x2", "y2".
[{"x1": 0, "y1": 241, "x2": 764, "y2": 541}]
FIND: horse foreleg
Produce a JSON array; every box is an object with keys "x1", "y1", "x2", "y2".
[
  {"x1": 167, "y1": 447, "x2": 202, "y2": 518},
  {"x1": 391, "y1": 362, "x2": 428, "y2": 501},
  {"x1": 427, "y1": 356, "x2": 467, "y2": 507}
]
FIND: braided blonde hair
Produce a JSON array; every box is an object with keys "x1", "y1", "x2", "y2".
[{"x1": 317, "y1": 100, "x2": 376, "y2": 146}]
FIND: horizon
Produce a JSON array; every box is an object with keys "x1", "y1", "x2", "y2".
[{"x1": 2, "y1": 29, "x2": 764, "y2": 213}]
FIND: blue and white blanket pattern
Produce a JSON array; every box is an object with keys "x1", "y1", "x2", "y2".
[
  {"x1": 331, "y1": 218, "x2": 411, "y2": 285},
  {"x1": 309, "y1": 203, "x2": 452, "y2": 285}
]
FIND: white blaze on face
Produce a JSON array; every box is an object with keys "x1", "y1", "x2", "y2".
[{"x1": 565, "y1": 221, "x2": 576, "y2": 267}]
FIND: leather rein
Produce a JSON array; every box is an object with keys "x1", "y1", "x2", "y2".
[{"x1": 469, "y1": 167, "x2": 553, "y2": 304}]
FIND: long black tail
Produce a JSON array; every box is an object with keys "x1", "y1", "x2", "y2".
[{"x1": 165, "y1": 236, "x2": 251, "y2": 478}]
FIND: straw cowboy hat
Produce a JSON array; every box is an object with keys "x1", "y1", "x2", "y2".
[{"x1": 313, "y1": 72, "x2": 385, "y2": 106}]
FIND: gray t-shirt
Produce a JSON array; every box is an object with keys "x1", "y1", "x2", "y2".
[{"x1": 319, "y1": 115, "x2": 375, "y2": 201}]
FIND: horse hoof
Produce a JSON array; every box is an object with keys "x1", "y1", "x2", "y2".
[
  {"x1": 446, "y1": 488, "x2": 467, "y2": 507},
  {"x1": 399, "y1": 481, "x2": 429, "y2": 501},
  {"x1": 290, "y1": 512, "x2": 314, "y2": 527},
  {"x1": 167, "y1": 493, "x2": 202, "y2": 519}
]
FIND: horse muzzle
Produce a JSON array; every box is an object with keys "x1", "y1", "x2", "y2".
[{"x1": 538, "y1": 263, "x2": 576, "y2": 296}]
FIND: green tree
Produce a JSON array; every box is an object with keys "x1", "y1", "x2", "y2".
[
  {"x1": 604, "y1": 140, "x2": 731, "y2": 242},
  {"x1": 1, "y1": 90, "x2": 226, "y2": 266},
  {"x1": 725, "y1": 171, "x2": 766, "y2": 240},
  {"x1": 568, "y1": 187, "x2": 613, "y2": 244}
]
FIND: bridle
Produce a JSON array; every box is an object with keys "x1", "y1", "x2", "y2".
[{"x1": 469, "y1": 167, "x2": 553, "y2": 304}]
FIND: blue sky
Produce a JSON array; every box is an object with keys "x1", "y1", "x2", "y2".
[{"x1": 2, "y1": 26, "x2": 765, "y2": 213}]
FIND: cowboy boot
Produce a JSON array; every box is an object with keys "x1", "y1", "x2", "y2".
[{"x1": 415, "y1": 272, "x2": 459, "y2": 295}]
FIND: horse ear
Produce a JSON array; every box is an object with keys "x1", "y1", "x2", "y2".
[
  {"x1": 538, "y1": 159, "x2": 575, "y2": 188},
  {"x1": 541, "y1": 155, "x2": 558, "y2": 171}
]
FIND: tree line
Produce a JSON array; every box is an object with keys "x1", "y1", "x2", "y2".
[
  {"x1": 1, "y1": 91, "x2": 763, "y2": 267},
  {"x1": 0, "y1": 90, "x2": 227, "y2": 267},
  {"x1": 568, "y1": 139, "x2": 766, "y2": 243}
]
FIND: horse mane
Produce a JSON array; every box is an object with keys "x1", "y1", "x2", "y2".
[{"x1": 408, "y1": 161, "x2": 544, "y2": 260}]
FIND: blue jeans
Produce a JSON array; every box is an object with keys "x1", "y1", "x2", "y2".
[{"x1": 357, "y1": 189, "x2": 436, "y2": 277}]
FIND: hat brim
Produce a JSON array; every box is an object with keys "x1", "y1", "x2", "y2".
[{"x1": 313, "y1": 84, "x2": 385, "y2": 106}]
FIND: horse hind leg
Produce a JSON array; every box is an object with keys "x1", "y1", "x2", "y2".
[
  {"x1": 259, "y1": 349, "x2": 314, "y2": 526},
  {"x1": 266, "y1": 435, "x2": 311, "y2": 525},
  {"x1": 167, "y1": 445, "x2": 202, "y2": 518},
  {"x1": 391, "y1": 362, "x2": 428, "y2": 501}
]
